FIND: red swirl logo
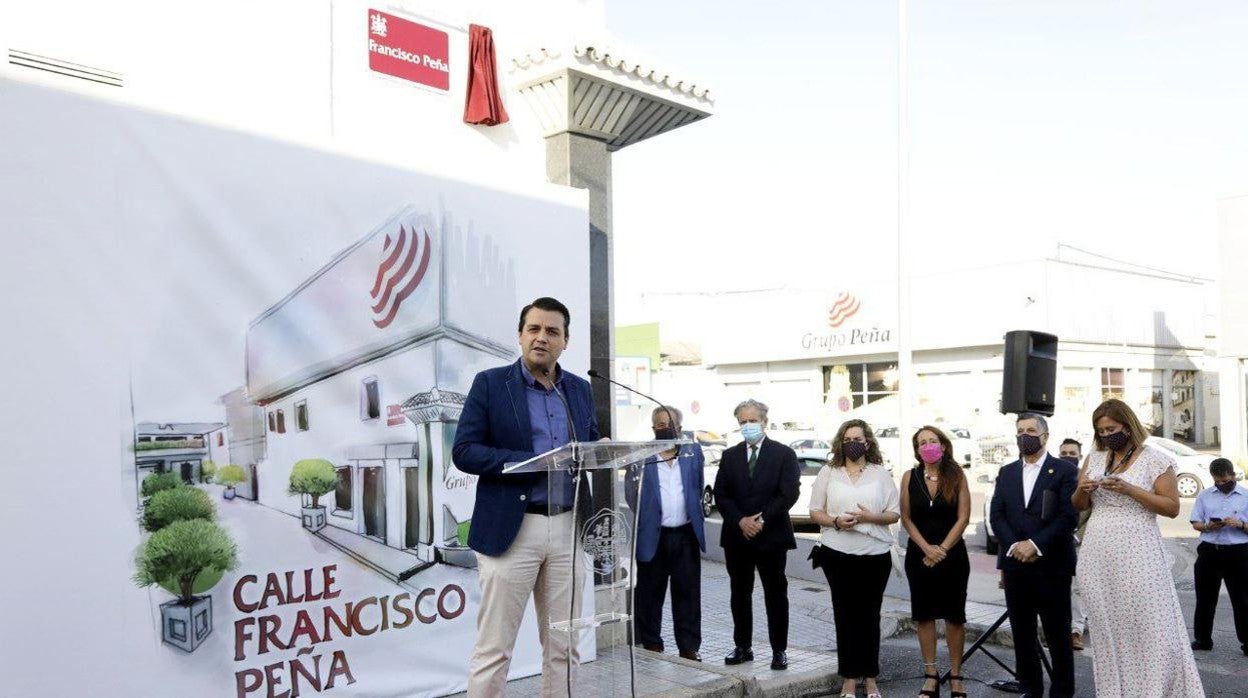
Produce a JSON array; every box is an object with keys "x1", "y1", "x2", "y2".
[
  {"x1": 827, "y1": 292, "x2": 861, "y2": 328},
  {"x1": 370, "y1": 225, "x2": 432, "y2": 329}
]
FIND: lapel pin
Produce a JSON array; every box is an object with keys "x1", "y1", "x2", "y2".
[{"x1": 1048, "y1": 468, "x2": 1054, "y2": 474}]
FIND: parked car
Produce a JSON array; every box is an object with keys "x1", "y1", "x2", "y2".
[
  {"x1": 683, "y1": 430, "x2": 725, "y2": 467},
  {"x1": 981, "y1": 435, "x2": 1234, "y2": 553},
  {"x1": 699, "y1": 453, "x2": 828, "y2": 523},
  {"x1": 1146, "y1": 436, "x2": 1230, "y2": 498},
  {"x1": 789, "y1": 438, "x2": 832, "y2": 462},
  {"x1": 876, "y1": 426, "x2": 976, "y2": 470}
]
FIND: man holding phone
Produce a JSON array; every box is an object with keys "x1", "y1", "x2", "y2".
[{"x1": 1190, "y1": 457, "x2": 1248, "y2": 655}]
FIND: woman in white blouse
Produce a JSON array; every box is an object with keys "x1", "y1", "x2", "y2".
[{"x1": 809, "y1": 419, "x2": 901, "y2": 698}]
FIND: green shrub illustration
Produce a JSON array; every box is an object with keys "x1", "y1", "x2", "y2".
[
  {"x1": 143, "y1": 487, "x2": 216, "y2": 533},
  {"x1": 200, "y1": 460, "x2": 218, "y2": 484},
  {"x1": 140, "y1": 471, "x2": 183, "y2": 499},
  {"x1": 134, "y1": 519, "x2": 238, "y2": 604},
  {"x1": 288, "y1": 459, "x2": 337, "y2": 507}
]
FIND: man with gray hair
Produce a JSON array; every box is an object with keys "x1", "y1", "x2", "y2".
[
  {"x1": 713, "y1": 399, "x2": 800, "y2": 670},
  {"x1": 989, "y1": 412, "x2": 1079, "y2": 697}
]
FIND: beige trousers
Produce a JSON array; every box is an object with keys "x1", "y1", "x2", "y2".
[{"x1": 467, "y1": 512, "x2": 581, "y2": 697}]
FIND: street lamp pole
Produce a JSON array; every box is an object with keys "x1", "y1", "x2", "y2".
[{"x1": 897, "y1": 0, "x2": 914, "y2": 466}]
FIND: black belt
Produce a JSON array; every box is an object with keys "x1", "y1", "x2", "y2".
[
  {"x1": 660, "y1": 523, "x2": 693, "y2": 533},
  {"x1": 526, "y1": 503, "x2": 572, "y2": 516},
  {"x1": 1199, "y1": 541, "x2": 1248, "y2": 550}
]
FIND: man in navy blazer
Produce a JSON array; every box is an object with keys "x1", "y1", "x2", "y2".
[
  {"x1": 989, "y1": 413, "x2": 1079, "y2": 698},
  {"x1": 453, "y1": 297, "x2": 600, "y2": 697},
  {"x1": 625, "y1": 405, "x2": 707, "y2": 661}
]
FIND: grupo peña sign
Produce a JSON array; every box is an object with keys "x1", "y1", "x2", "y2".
[{"x1": 367, "y1": 9, "x2": 450, "y2": 91}]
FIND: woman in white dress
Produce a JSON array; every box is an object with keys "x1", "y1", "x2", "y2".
[{"x1": 1072, "y1": 398, "x2": 1204, "y2": 697}]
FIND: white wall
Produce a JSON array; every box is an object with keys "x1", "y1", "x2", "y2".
[{"x1": 0, "y1": 0, "x2": 606, "y2": 184}]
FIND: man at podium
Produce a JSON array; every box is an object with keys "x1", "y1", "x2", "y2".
[{"x1": 453, "y1": 297, "x2": 601, "y2": 697}]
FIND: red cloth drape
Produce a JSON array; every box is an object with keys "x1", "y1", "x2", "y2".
[{"x1": 463, "y1": 24, "x2": 510, "y2": 126}]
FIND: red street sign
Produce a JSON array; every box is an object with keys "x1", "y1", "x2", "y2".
[
  {"x1": 367, "y1": 9, "x2": 450, "y2": 91},
  {"x1": 386, "y1": 404, "x2": 406, "y2": 426}
]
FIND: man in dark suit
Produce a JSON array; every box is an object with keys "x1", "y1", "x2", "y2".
[
  {"x1": 989, "y1": 413, "x2": 1079, "y2": 698},
  {"x1": 453, "y1": 297, "x2": 600, "y2": 697},
  {"x1": 713, "y1": 399, "x2": 801, "y2": 670},
  {"x1": 626, "y1": 405, "x2": 707, "y2": 661}
]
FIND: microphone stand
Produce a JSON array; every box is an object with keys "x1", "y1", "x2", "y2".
[
  {"x1": 543, "y1": 367, "x2": 586, "y2": 698},
  {"x1": 588, "y1": 368, "x2": 682, "y2": 698}
]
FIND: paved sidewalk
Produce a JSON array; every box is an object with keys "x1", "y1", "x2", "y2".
[{"x1": 474, "y1": 559, "x2": 1015, "y2": 697}]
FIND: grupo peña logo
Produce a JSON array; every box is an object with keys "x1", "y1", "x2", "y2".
[
  {"x1": 827, "y1": 292, "x2": 861, "y2": 328},
  {"x1": 370, "y1": 225, "x2": 432, "y2": 329},
  {"x1": 580, "y1": 508, "x2": 631, "y2": 576}
]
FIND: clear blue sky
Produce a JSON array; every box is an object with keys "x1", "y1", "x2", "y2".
[{"x1": 606, "y1": 1, "x2": 1248, "y2": 323}]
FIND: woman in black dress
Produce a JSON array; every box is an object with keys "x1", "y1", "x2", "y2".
[{"x1": 900, "y1": 426, "x2": 971, "y2": 698}]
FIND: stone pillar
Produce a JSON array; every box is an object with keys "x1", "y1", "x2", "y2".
[{"x1": 545, "y1": 133, "x2": 614, "y2": 437}]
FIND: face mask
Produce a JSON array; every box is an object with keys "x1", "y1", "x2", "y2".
[
  {"x1": 918, "y1": 443, "x2": 944, "y2": 465},
  {"x1": 1216, "y1": 481, "x2": 1237, "y2": 494},
  {"x1": 1102, "y1": 430, "x2": 1130, "y2": 452},
  {"x1": 653, "y1": 427, "x2": 678, "y2": 441},
  {"x1": 740, "y1": 423, "x2": 764, "y2": 443},
  {"x1": 842, "y1": 441, "x2": 868, "y2": 462},
  {"x1": 1017, "y1": 434, "x2": 1044, "y2": 457},
  {"x1": 1060, "y1": 455, "x2": 1080, "y2": 465}
]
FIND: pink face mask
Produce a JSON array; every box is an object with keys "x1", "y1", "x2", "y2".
[{"x1": 918, "y1": 443, "x2": 944, "y2": 465}]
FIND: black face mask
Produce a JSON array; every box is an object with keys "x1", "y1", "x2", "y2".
[
  {"x1": 1017, "y1": 433, "x2": 1044, "y2": 457},
  {"x1": 1102, "y1": 430, "x2": 1130, "y2": 452},
  {"x1": 842, "y1": 441, "x2": 869, "y2": 462},
  {"x1": 1216, "y1": 481, "x2": 1237, "y2": 495},
  {"x1": 653, "y1": 427, "x2": 679, "y2": 441},
  {"x1": 1060, "y1": 455, "x2": 1080, "y2": 465}
]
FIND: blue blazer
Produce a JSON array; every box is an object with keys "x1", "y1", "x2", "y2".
[
  {"x1": 989, "y1": 453, "x2": 1079, "y2": 577},
  {"x1": 452, "y1": 359, "x2": 600, "y2": 556},
  {"x1": 625, "y1": 445, "x2": 707, "y2": 563}
]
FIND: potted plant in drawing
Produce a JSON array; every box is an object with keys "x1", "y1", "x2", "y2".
[
  {"x1": 216, "y1": 464, "x2": 246, "y2": 500},
  {"x1": 133, "y1": 490, "x2": 237, "y2": 653},
  {"x1": 289, "y1": 458, "x2": 336, "y2": 533}
]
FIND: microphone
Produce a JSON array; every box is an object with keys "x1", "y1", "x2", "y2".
[{"x1": 586, "y1": 369, "x2": 679, "y2": 446}]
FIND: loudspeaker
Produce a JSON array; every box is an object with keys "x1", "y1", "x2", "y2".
[{"x1": 1001, "y1": 330, "x2": 1058, "y2": 416}]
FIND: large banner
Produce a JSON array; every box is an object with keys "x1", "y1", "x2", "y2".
[{"x1": 0, "y1": 78, "x2": 591, "y2": 697}]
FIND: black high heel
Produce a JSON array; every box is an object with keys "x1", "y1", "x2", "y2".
[
  {"x1": 918, "y1": 662, "x2": 940, "y2": 697},
  {"x1": 948, "y1": 674, "x2": 967, "y2": 698}
]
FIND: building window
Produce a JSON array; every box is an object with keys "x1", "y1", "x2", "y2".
[
  {"x1": 1101, "y1": 368, "x2": 1125, "y2": 401},
  {"x1": 361, "y1": 377, "x2": 381, "y2": 420},
  {"x1": 334, "y1": 466, "x2": 353, "y2": 513},
  {"x1": 295, "y1": 400, "x2": 309, "y2": 432},
  {"x1": 267, "y1": 412, "x2": 276, "y2": 432},
  {"x1": 1171, "y1": 370, "x2": 1197, "y2": 442},
  {"x1": 822, "y1": 362, "x2": 900, "y2": 409},
  {"x1": 276, "y1": 409, "x2": 286, "y2": 434},
  {"x1": 217, "y1": 432, "x2": 224, "y2": 447}
]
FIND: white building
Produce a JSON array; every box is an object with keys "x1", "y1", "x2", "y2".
[
  {"x1": 1218, "y1": 195, "x2": 1248, "y2": 466},
  {"x1": 242, "y1": 205, "x2": 567, "y2": 573},
  {"x1": 642, "y1": 255, "x2": 1220, "y2": 458}
]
